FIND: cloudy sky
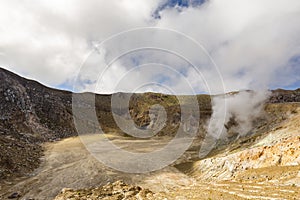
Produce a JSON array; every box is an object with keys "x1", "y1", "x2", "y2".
[{"x1": 0, "y1": 0, "x2": 300, "y2": 94}]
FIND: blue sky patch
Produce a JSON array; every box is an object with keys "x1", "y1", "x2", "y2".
[{"x1": 153, "y1": 0, "x2": 206, "y2": 18}]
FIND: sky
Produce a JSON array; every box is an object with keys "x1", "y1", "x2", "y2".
[{"x1": 0, "y1": 0, "x2": 300, "y2": 94}]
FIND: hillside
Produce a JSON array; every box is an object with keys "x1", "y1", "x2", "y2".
[
  {"x1": 0, "y1": 68, "x2": 211, "y2": 180},
  {"x1": 51, "y1": 103, "x2": 300, "y2": 200},
  {"x1": 0, "y1": 67, "x2": 300, "y2": 199}
]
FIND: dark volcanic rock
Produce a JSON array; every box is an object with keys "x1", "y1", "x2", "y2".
[
  {"x1": 0, "y1": 68, "x2": 76, "y2": 179},
  {"x1": 269, "y1": 88, "x2": 300, "y2": 103},
  {"x1": 7, "y1": 192, "x2": 21, "y2": 199},
  {"x1": 0, "y1": 68, "x2": 76, "y2": 141},
  {"x1": 0, "y1": 134, "x2": 42, "y2": 179}
]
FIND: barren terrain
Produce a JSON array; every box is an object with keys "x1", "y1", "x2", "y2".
[
  {"x1": 1, "y1": 68, "x2": 300, "y2": 199},
  {"x1": 2, "y1": 103, "x2": 300, "y2": 199}
]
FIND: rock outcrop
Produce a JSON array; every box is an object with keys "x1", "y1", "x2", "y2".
[
  {"x1": 269, "y1": 88, "x2": 300, "y2": 103},
  {"x1": 54, "y1": 181, "x2": 163, "y2": 200},
  {"x1": 187, "y1": 103, "x2": 300, "y2": 184}
]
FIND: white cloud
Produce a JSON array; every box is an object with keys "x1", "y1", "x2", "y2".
[
  {"x1": 2, "y1": 0, "x2": 300, "y2": 144},
  {"x1": 0, "y1": 0, "x2": 299, "y2": 93},
  {"x1": 0, "y1": 0, "x2": 161, "y2": 88},
  {"x1": 157, "y1": 0, "x2": 300, "y2": 92}
]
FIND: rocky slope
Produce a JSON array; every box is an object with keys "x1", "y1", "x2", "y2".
[
  {"x1": 0, "y1": 67, "x2": 211, "y2": 180},
  {"x1": 1, "y1": 67, "x2": 299, "y2": 142},
  {"x1": 0, "y1": 68, "x2": 75, "y2": 141},
  {"x1": 52, "y1": 103, "x2": 300, "y2": 200},
  {"x1": 186, "y1": 103, "x2": 300, "y2": 182},
  {"x1": 0, "y1": 67, "x2": 213, "y2": 140},
  {"x1": 166, "y1": 103, "x2": 300, "y2": 200},
  {"x1": 0, "y1": 68, "x2": 75, "y2": 179},
  {"x1": 1, "y1": 67, "x2": 300, "y2": 199}
]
